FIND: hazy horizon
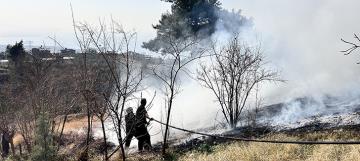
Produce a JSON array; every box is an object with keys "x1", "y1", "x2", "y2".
[
  {"x1": 2, "y1": 0, "x2": 360, "y2": 103},
  {"x1": 0, "y1": 0, "x2": 246, "y2": 50}
]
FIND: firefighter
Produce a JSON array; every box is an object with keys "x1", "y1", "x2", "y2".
[
  {"x1": 124, "y1": 107, "x2": 136, "y2": 148},
  {"x1": 135, "y1": 98, "x2": 152, "y2": 151}
]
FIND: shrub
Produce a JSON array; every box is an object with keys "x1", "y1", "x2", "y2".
[{"x1": 29, "y1": 112, "x2": 57, "y2": 161}]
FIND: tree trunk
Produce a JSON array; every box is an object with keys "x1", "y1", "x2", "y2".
[
  {"x1": 117, "y1": 117, "x2": 125, "y2": 161},
  {"x1": 100, "y1": 117, "x2": 108, "y2": 161},
  {"x1": 57, "y1": 114, "x2": 68, "y2": 151},
  {"x1": 19, "y1": 144, "x2": 22, "y2": 156},
  {"x1": 10, "y1": 140, "x2": 15, "y2": 156},
  {"x1": 162, "y1": 91, "x2": 174, "y2": 158},
  {"x1": 84, "y1": 100, "x2": 92, "y2": 161}
]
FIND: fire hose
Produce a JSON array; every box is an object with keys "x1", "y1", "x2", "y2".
[
  {"x1": 149, "y1": 117, "x2": 360, "y2": 145},
  {"x1": 107, "y1": 117, "x2": 360, "y2": 159}
]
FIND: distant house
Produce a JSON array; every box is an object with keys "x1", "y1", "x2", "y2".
[
  {"x1": 128, "y1": 52, "x2": 162, "y2": 64},
  {"x1": 0, "y1": 52, "x2": 6, "y2": 59},
  {"x1": 60, "y1": 48, "x2": 76, "y2": 54},
  {"x1": 0, "y1": 59, "x2": 9, "y2": 68},
  {"x1": 0, "y1": 59, "x2": 9, "y2": 83},
  {"x1": 31, "y1": 48, "x2": 52, "y2": 58}
]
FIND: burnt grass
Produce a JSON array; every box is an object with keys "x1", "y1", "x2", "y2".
[
  {"x1": 151, "y1": 126, "x2": 272, "y2": 155},
  {"x1": 281, "y1": 123, "x2": 360, "y2": 136},
  {"x1": 150, "y1": 123, "x2": 360, "y2": 156}
]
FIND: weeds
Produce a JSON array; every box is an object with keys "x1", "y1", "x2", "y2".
[{"x1": 179, "y1": 131, "x2": 360, "y2": 161}]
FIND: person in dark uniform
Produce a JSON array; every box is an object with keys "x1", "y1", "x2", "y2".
[
  {"x1": 135, "y1": 98, "x2": 152, "y2": 151},
  {"x1": 1, "y1": 131, "x2": 10, "y2": 158},
  {"x1": 124, "y1": 107, "x2": 136, "y2": 148}
]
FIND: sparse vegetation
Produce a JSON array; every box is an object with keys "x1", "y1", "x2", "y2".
[
  {"x1": 97, "y1": 130, "x2": 360, "y2": 161},
  {"x1": 1, "y1": 1, "x2": 360, "y2": 161},
  {"x1": 109, "y1": 131, "x2": 360, "y2": 161},
  {"x1": 198, "y1": 35, "x2": 280, "y2": 128},
  {"x1": 184, "y1": 131, "x2": 360, "y2": 161}
]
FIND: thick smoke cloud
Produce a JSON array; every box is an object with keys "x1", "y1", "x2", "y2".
[
  {"x1": 230, "y1": 0, "x2": 360, "y2": 101},
  {"x1": 96, "y1": 1, "x2": 360, "y2": 148},
  {"x1": 112, "y1": 1, "x2": 360, "y2": 145},
  {"x1": 161, "y1": 0, "x2": 360, "y2": 127},
  {"x1": 223, "y1": 0, "x2": 360, "y2": 126},
  {"x1": 140, "y1": 2, "x2": 253, "y2": 133}
]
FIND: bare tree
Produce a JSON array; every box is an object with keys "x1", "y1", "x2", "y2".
[
  {"x1": 9, "y1": 49, "x2": 58, "y2": 153},
  {"x1": 197, "y1": 35, "x2": 280, "y2": 128},
  {"x1": 2, "y1": 42, "x2": 83, "y2": 157},
  {"x1": 91, "y1": 68, "x2": 113, "y2": 161},
  {"x1": 341, "y1": 33, "x2": 360, "y2": 63},
  {"x1": 71, "y1": 15, "x2": 144, "y2": 160},
  {"x1": 341, "y1": 34, "x2": 360, "y2": 55},
  {"x1": 70, "y1": 6, "x2": 100, "y2": 160},
  {"x1": 151, "y1": 33, "x2": 206, "y2": 157},
  {"x1": 0, "y1": 86, "x2": 16, "y2": 157},
  {"x1": 79, "y1": 55, "x2": 114, "y2": 161}
]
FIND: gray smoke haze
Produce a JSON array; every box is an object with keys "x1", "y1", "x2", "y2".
[
  {"x1": 151, "y1": 0, "x2": 360, "y2": 128},
  {"x1": 233, "y1": 0, "x2": 360, "y2": 102},
  {"x1": 224, "y1": 0, "x2": 360, "y2": 127},
  {"x1": 103, "y1": 1, "x2": 360, "y2": 145}
]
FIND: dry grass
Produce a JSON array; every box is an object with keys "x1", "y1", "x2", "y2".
[
  {"x1": 11, "y1": 114, "x2": 99, "y2": 147},
  {"x1": 179, "y1": 131, "x2": 360, "y2": 161},
  {"x1": 108, "y1": 151, "x2": 162, "y2": 161},
  {"x1": 55, "y1": 114, "x2": 101, "y2": 134},
  {"x1": 8, "y1": 123, "x2": 360, "y2": 161},
  {"x1": 102, "y1": 130, "x2": 360, "y2": 161},
  {"x1": 10, "y1": 115, "x2": 360, "y2": 161},
  {"x1": 12, "y1": 133, "x2": 24, "y2": 146}
]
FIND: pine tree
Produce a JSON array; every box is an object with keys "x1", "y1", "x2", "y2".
[
  {"x1": 143, "y1": 0, "x2": 251, "y2": 53},
  {"x1": 143, "y1": 0, "x2": 221, "y2": 52},
  {"x1": 6, "y1": 41, "x2": 25, "y2": 63},
  {"x1": 30, "y1": 112, "x2": 57, "y2": 161}
]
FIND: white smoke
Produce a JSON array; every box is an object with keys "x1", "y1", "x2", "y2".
[
  {"x1": 169, "y1": 0, "x2": 360, "y2": 127},
  {"x1": 105, "y1": 0, "x2": 360, "y2": 145},
  {"x1": 234, "y1": 0, "x2": 360, "y2": 125},
  {"x1": 231, "y1": 0, "x2": 360, "y2": 102}
]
